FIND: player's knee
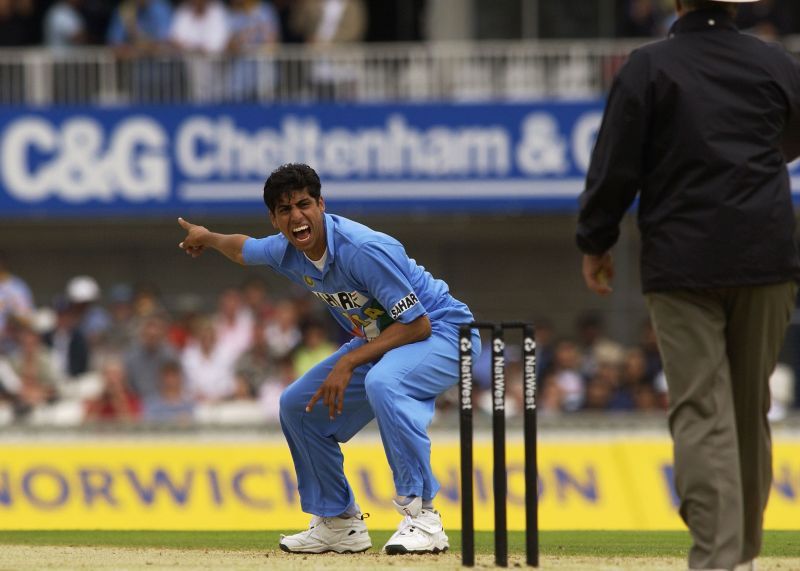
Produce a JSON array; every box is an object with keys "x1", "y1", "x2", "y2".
[
  {"x1": 279, "y1": 383, "x2": 305, "y2": 418},
  {"x1": 364, "y1": 370, "x2": 397, "y2": 404}
]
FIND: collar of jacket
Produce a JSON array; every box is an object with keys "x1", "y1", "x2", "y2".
[{"x1": 668, "y1": 7, "x2": 738, "y2": 37}]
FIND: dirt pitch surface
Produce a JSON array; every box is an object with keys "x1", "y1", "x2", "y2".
[{"x1": 0, "y1": 547, "x2": 798, "y2": 571}]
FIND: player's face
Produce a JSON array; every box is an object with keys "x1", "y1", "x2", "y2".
[{"x1": 269, "y1": 189, "x2": 327, "y2": 260}]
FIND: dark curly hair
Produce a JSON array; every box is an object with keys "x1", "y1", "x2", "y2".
[{"x1": 263, "y1": 163, "x2": 322, "y2": 213}]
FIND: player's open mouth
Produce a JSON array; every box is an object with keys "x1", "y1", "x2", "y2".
[{"x1": 292, "y1": 225, "x2": 312, "y2": 242}]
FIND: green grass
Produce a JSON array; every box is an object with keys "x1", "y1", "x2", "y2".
[{"x1": 0, "y1": 530, "x2": 797, "y2": 557}]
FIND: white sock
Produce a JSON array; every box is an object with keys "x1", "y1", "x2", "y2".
[
  {"x1": 338, "y1": 503, "x2": 360, "y2": 518},
  {"x1": 396, "y1": 495, "x2": 417, "y2": 506}
]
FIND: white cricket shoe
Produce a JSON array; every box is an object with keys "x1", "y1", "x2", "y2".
[
  {"x1": 279, "y1": 512, "x2": 372, "y2": 554},
  {"x1": 382, "y1": 496, "x2": 449, "y2": 555}
]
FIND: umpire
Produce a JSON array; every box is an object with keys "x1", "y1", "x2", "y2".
[{"x1": 576, "y1": 1, "x2": 800, "y2": 570}]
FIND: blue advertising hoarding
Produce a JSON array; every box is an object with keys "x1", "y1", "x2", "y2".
[{"x1": 0, "y1": 103, "x2": 798, "y2": 218}]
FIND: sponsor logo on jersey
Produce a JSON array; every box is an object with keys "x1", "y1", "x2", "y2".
[
  {"x1": 312, "y1": 290, "x2": 369, "y2": 310},
  {"x1": 389, "y1": 293, "x2": 419, "y2": 320}
]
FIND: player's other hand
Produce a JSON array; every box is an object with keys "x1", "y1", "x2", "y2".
[
  {"x1": 582, "y1": 252, "x2": 614, "y2": 295},
  {"x1": 178, "y1": 217, "x2": 209, "y2": 258},
  {"x1": 306, "y1": 358, "x2": 354, "y2": 420}
]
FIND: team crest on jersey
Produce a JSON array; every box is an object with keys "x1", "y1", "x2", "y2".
[{"x1": 303, "y1": 275, "x2": 315, "y2": 287}]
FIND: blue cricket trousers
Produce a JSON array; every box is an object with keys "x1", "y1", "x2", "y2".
[{"x1": 279, "y1": 320, "x2": 480, "y2": 517}]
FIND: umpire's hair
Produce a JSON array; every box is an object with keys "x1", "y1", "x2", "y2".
[
  {"x1": 681, "y1": 0, "x2": 738, "y2": 16},
  {"x1": 263, "y1": 163, "x2": 322, "y2": 213}
]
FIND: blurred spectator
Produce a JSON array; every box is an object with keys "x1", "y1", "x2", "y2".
[
  {"x1": 131, "y1": 282, "x2": 166, "y2": 319},
  {"x1": 8, "y1": 325, "x2": 61, "y2": 417},
  {"x1": 0, "y1": 250, "x2": 34, "y2": 353},
  {"x1": 66, "y1": 275, "x2": 111, "y2": 346},
  {"x1": 241, "y1": 275, "x2": 275, "y2": 321},
  {"x1": 538, "y1": 373, "x2": 563, "y2": 416},
  {"x1": 737, "y1": 0, "x2": 795, "y2": 40},
  {"x1": 107, "y1": 0, "x2": 173, "y2": 57},
  {"x1": 258, "y1": 355, "x2": 295, "y2": 420},
  {"x1": 0, "y1": 355, "x2": 20, "y2": 404},
  {"x1": 270, "y1": 0, "x2": 304, "y2": 43},
  {"x1": 181, "y1": 317, "x2": 237, "y2": 402},
  {"x1": 169, "y1": 0, "x2": 229, "y2": 54},
  {"x1": 99, "y1": 283, "x2": 137, "y2": 353},
  {"x1": 289, "y1": 0, "x2": 367, "y2": 99},
  {"x1": 575, "y1": 311, "x2": 623, "y2": 381},
  {"x1": 586, "y1": 354, "x2": 634, "y2": 411},
  {"x1": 44, "y1": 298, "x2": 90, "y2": 379},
  {"x1": 44, "y1": 0, "x2": 86, "y2": 48},
  {"x1": 142, "y1": 360, "x2": 194, "y2": 424},
  {"x1": 124, "y1": 314, "x2": 178, "y2": 401},
  {"x1": 617, "y1": 0, "x2": 665, "y2": 37},
  {"x1": 84, "y1": 355, "x2": 141, "y2": 423},
  {"x1": 168, "y1": 293, "x2": 204, "y2": 349},
  {"x1": 213, "y1": 287, "x2": 253, "y2": 360},
  {"x1": 169, "y1": 0, "x2": 230, "y2": 101},
  {"x1": 550, "y1": 339, "x2": 585, "y2": 412},
  {"x1": 534, "y1": 317, "x2": 556, "y2": 379},
  {"x1": 290, "y1": 0, "x2": 366, "y2": 45},
  {"x1": 478, "y1": 359, "x2": 524, "y2": 417},
  {"x1": 235, "y1": 317, "x2": 278, "y2": 396},
  {"x1": 619, "y1": 347, "x2": 660, "y2": 410},
  {"x1": 638, "y1": 319, "x2": 662, "y2": 385},
  {"x1": 226, "y1": 0, "x2": 281, "y2": 100},
  {"x1": 293, "y1": 319, "x2": 336, "y2": 376},
  {"x1": 78, "y1": 0, "x2": 115, "y2": 44},
  {"x1": 768, "y1": 362, "x2": 795, "y2": 422},
  {"x1": 264, "y1": 299, "x2": 301, "y2": 358},
  {"x1": 227, "y1": 0, "x2": 279, "y2": 53},
  {"x1": 0, "y1": 0, "x2": 39, "y2": 46}
]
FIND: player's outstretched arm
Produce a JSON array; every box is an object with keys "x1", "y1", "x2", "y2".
[{"x1": 177, "y1": 217, "x2": 250, "y2": 265}]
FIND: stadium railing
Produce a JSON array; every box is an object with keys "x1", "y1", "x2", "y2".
[
  {"x1": 0, "y1": 40, "x2": 656, "y2": 105},
  {"x1": 2, "y1": 38, "x2": 797, "y2": 106}
]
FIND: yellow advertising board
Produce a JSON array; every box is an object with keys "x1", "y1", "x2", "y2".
[{"x1": 0, "y1": 437, "x2": 797, "y2": 530}]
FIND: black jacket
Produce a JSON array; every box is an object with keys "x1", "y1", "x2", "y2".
[{"x1": 576, "y1": 7, "x2": 800, "y2": 293}]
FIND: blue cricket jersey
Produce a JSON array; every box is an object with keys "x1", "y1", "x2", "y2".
[{"x1": 242, "y1": 213, "x2": 474, "y2": 341}]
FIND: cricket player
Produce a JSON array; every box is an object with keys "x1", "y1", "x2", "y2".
[{"x1": 178, "y1": 163, "x2": 480, "y2": 555}]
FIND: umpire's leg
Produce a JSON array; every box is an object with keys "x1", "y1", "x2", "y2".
[
  {"x1": 646, "y1": 289, "x2": 741, "y2": 571},
  {"x1": 725, "y1": 282, "x2": 796, "y2": 564}
]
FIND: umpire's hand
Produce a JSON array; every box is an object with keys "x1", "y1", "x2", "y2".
[
  {"x1": 178, "y1": 217, "x2": 210, "y2": 258},
  {"x1": 582, "y1": 252, "x2": 614, "y2": 295}
]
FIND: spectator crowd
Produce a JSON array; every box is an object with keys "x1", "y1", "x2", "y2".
[
  {"x1": 0, "y1": 250, "x2": 341, "y2": 427},
  {"x1": 1, "y1": 250, "x2": 797, "y2": 428},
  {"x1": 618, "y1": 0, "x2": 798, "y2": 40},
  {"x1": 0, "y1": 0, "x2": 367, "y2": 50},
  {"x1": 0, "y1": 0, "x2": 796, "y2": 52}
]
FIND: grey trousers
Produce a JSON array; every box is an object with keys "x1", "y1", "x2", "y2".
[{"x1": 646, "y1": 282, "x2": 797, "y2": 571}]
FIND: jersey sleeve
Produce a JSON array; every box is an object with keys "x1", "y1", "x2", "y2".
[
  {"x1": 350, "y1": 242, "x2": 427, "y2": 324},
  {"x1": 241, "y1": 235, "x2": 283, "y2": 268}
]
